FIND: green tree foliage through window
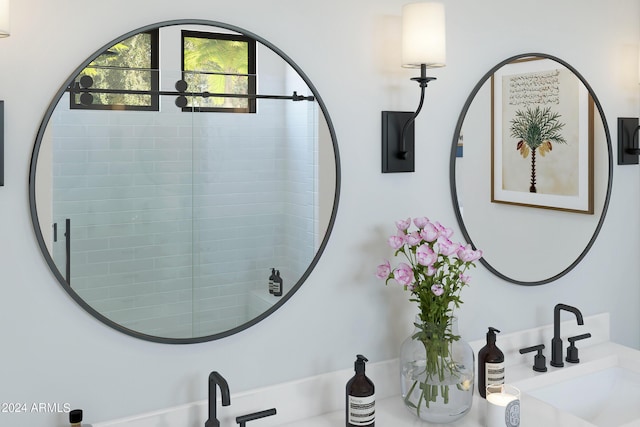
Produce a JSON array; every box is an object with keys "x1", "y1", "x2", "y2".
[
  {"x1": 182, "y1": 31, "x2": 256, "y2": 113},
  {"x1": 71, "y1": 30, "x2": 159, "y2": 110}
]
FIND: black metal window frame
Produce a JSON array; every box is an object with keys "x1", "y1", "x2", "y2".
[
  {"x1": 70, "y1": 29, "x2": 160, "y2": 112},
  {"x1": 181, "y1": 30, "x2": 257, "y2": 114}
]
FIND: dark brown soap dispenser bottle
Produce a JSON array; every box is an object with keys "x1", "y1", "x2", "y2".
[
  {"x1": 70, "y1": 409, "x2": 92, "y2": 427},
  {"x1": 346, "y1": 354, "x2": 375, "y2": 427},
  {"x1": 69, "y1": 409, "x2": 83, "y2": 427},
  {"x1": 478, "y1": 327, "x2": 505, "y2": 398}
]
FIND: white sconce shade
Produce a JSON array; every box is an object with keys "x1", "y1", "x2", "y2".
[
  {"x1": 0, "y1": 0, "x2": 9, "y2": 37},
  {"x1": 402, "y1": 2, "x2": 446, "y2": 68}
]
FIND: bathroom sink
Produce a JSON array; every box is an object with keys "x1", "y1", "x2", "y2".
[{"x1": 526, "y1": 365, "x2": 640, "y2": 427}]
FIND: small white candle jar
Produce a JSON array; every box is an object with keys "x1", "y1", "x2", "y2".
[{"x1": 485, "y1": 384, "x2": 520, "y2": 427}]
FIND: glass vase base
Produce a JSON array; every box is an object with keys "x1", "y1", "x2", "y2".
[
  {"x1": 399, "y1": 316, "x2": 474, "y2": 424},
  {"x1": 401, "y1": 371, "x2": 473, "y2": 423}
]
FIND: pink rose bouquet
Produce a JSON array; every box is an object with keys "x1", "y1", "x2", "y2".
[
  {"x1": 376, "y1": 217, "x2": 482, "y2": 325},
  {"x1": 376, "y1": 217, "x2": 483, "y2": 409}
]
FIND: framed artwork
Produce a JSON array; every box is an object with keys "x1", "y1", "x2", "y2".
[{"x1": 491, "y1": 57, "x2": 594, "y2": 214}]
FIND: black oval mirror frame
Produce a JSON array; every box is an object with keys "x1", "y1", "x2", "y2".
[
  {"x1": 28, "y1": 19, "x2": 341, "y2": 343},
  {"x1": 449, "y1": 53, "x2": 612, "y2": 286}
]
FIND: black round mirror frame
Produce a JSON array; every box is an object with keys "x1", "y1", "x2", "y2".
[
  {"x1": 449, "y1": 53, "x2": 613, "y2": 286},
  {"x1": 28, "y1": 19, "x2": 342, "y2": 343}
]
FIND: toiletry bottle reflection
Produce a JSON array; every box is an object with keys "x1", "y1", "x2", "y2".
[
  {"x1": 273, "y1": 270, "x2": 283, "y2": 297},
  {"x1": 346, "y1": 354, "x2": 375, "y2": 427},
  {"x1": 268, "y1": 268, "x2": 276, "y2": 294}
]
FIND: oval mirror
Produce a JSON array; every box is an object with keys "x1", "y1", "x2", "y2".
[
  {"x1": 29, "y1": 20, "x2": 341, "y2": 343},
  {"x1": 450, "y1": 53, "x2": 612, "y2": 285}
]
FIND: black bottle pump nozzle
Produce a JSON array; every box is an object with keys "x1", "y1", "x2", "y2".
[
  {"x1": 487, "y1": 327, "x2": 500, "y2": 342},
  {"x1": 354, "y1": 354, "x2": 368, "y2": 373}
]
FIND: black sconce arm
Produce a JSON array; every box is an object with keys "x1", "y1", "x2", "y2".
[
  {"x1": 399, "y1": 73, "x2": 435, "y2": 158},
  {"x1": 382, "y1": 63, "x2": 436, "y2": 173}
]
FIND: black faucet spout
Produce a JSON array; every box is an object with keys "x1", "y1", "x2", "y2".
[
  {"x1": 205, "y1": 371, "x2": 231, "y2": 427},
  {"x1": 551, "y1": 304, "x2": 584, "y2": 368}
]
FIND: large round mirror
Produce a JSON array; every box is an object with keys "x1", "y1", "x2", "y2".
[
  {"x1": 450, "y1": 53, "x2": 612, "y2": 285},
  {"x1": 29, "y1": 20, "x2": 340, "y2": 343}
]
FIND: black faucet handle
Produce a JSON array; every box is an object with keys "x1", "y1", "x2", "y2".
[
  {"x1": 566, "y1": 333, "x2": 592, "y2": 363},
  {"x1": 236, "y1": 408, "x2": 277, "y2": 427},
  {"x1": 568, "y1": 333, "x2": 592, "y2": 344},
  {"x1": 519, "y1": 344, "x2": 547, "y2": 372}
]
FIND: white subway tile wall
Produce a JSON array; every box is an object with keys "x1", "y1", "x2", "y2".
[{"x1": 48, "y1": 73, "x2": 319, "y2": 338}]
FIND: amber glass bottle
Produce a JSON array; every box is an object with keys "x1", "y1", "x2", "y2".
[
  {"x1": 346, "y1": 355, "x2": 375, "y2": 426},
  {"x1": 478, "y1": 327, "x2": 505, "y2": 398}
]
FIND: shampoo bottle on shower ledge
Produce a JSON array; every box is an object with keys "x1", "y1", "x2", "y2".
[
  {"x1": 268, "y1": 268, "x2": 276, "y2": 294},
  {"x1": 273, "y1": 270, "x2": 283, "y2": 297}
]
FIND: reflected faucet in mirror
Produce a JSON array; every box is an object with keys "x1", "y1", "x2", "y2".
[
  {"x1": 381, "y1": 2, "x2": 445, "y2": 173},
  {"x1": 206, "y1": 371, "x2": 230, "y2": 427}
]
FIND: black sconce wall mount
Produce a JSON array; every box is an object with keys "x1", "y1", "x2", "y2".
[
  {"x1": 618, "y1": 117, "x2": 640, "y2": 165},
  {"x1": 0, "y1": 100, "x2": 4, "y2": 186},
  {"x1": 382, "y1": 65, "x2": 436, "y2": 173}
]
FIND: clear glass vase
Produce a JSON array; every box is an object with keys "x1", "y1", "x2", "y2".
[{"x1": 400, "y1": 315, "x2": 474, "y2": 423}]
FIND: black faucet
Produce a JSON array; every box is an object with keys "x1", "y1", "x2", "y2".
[
  {"x1": 550, "y1": 304, "x2": 584, "y2": 367},
  {"x1": 205, "y1": 371, "x2": 231, "y2": 427}
]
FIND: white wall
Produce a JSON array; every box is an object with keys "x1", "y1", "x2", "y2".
[{"x1": 0, "y1": 1, "x2": 638, "y2": 426}]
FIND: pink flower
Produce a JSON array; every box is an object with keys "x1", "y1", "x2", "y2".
[
  {"x1": 376, "y1": 260, "x2": 391, "y2": 279},
  {"x1": 416, "y1": 244, "x2": 437, "y2": 267},
  {"x1": 434, "y1": 222, "x2": 454, "y2": 239},
  {"x1": 458, "y1": 244, "x2": 483, "y2": 262},
  {"x1": 426, "y1": 265, "x2": 436, "y2": 276},
  {"x1": 420, "y1": 223, "x2": 439, "y2": 242},
  {"x1": 406, "y1": 231, "x2": 422, "y2": 246},
  {"x1": 431, "y1": 283, "x2": 444, "y2": 296},
  {"x1": 459, "y1": 273, "x2": 471, "y2": 284},
  {"x1": 437, "y1": 236, "x2": 458, "y2": 256},
  {"x1": 393, "y1": 263, "x2": 414, "y2": 286},
  {"x1": 388, "y1": 234, "x2": 405, "y2": 250},
  {"x1": 413, "y1": 217, "x2": 430, "y2": 229},
  {"x1": 395, "y1": 218, "x2": 412, "y2": 232}
]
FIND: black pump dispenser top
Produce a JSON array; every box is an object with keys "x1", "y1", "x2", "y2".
[
  {"x1": 354, "y1": 354, "x2": 368, "y2": 374},
  {"x1": 486, "y1": 327, "x2": 500, "y2": 343},
  {"x1": 69, "y1": 409, "x2": 83, "y2": 424}
]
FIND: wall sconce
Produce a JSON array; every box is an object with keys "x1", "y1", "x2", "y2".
[
  {"x1": 618, "y1": 117, "x2": 640, "y2": 165},
  {"x1": 0, "y1": 0, "x2": 9, "y2": 38},
  {"x1": 382, "y1": 2, "x2": 446, "y2": 173},
  {"x1": 618, "y1": 46, "x2": 640, "y2": 165},
  {"x1": 0, "y1": 0, "x2": 7, "y2": 187}
]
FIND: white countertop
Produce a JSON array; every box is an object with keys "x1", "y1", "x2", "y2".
[
  {"x1": 279, "y1": 340, "x2": 640, "y2": 427},
  {"x1": 277, "y1": 392, "x2": 582, "y2": 427},
  {"x1": 95, "y1": 313, "x2": 640, "y2": 427}
]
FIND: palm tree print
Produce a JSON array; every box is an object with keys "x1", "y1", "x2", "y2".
[{"x1": 509, "y1": 106, "x2": 567, "y2": 193}]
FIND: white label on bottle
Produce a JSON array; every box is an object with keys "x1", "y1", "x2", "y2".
[
  {"x1": 486, "y1": 362, "x2": 505, "y2": 386},
  {"x1": 348, "y1": 394, "x2": 375, "y2": 426}
]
